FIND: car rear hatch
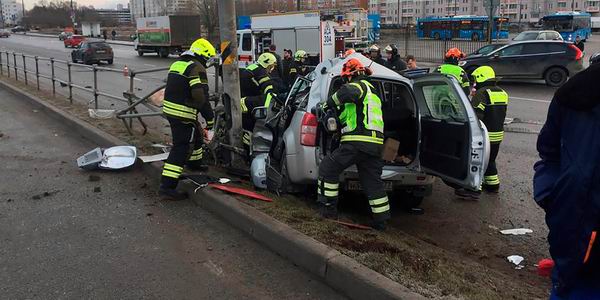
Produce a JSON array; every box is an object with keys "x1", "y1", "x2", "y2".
[{"x1": 90, "y1": 43, "x2": 113, "y2": 59}]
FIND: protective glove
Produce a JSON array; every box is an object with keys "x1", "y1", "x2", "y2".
[{"x1": 203, "y1": 129, "x2": 214, "y2": 144}]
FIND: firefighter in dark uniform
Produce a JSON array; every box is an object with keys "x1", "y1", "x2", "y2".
[
  {"x1": 383, "y1": 44, "x2": 407, "y2": 72},
  {"x1": 456, "y1": 66, "x2": 508, "y2": 199},
  {"x1": 239, "y1": 52, "x2": 278, "y2": 149},
  {"x1": 368, "y1": 44, "x2": 386, "y2": 66},
  {"x1": 317, "y1": 58, "x2": 390, "y2": 230},
  {"x1": 435, "y1": 48, "x2": 471, "y2": 95},
  {"x1": 287, "y1": 50, "x2": 309, "y2": 86},
  {"x1": 159, "y1": 38, "x2": 216, "y2": 200}
]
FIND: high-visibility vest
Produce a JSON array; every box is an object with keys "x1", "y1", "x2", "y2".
[
  {"x1": 162, "y1": 59, "x2": 206, "y2": 121},
  {"x1": 338, "y1": 80, "x2": 385, "y2": 145},
  {"x1": 437, "y1": 64, "x2": 470, "y2": 88}
]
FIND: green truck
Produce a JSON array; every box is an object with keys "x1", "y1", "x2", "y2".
[{"x1": 134, "y1": 15, "x2": 202, "y2": 58}]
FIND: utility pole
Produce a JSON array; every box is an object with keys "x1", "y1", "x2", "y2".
[
  {"x1": 143, "y1": 0, "x2": 146, "y2": 17},
  {"x1": 297, "y1": 0, "x2": 301, "y2": 11},
  {"x1": 217, "y1": 0, "x2": 243, "y2": 166},
  {"x1": 0, "y1": 0, "x2": 4, "y2": 29},
  {"x1": 20, "y1": 0, "x2": 24, "y2": 25}
]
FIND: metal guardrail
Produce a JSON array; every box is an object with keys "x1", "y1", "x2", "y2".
[{"x1": 0, "y1": 50, "x2": 171, "y2": 134}]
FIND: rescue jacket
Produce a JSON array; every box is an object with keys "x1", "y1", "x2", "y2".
[
  {"x1": 163, "y1": 57, "x2": 214, "y2": 126},
  {"x1": 239, "y1": 63, "x2": 274, "y2": 98},
  {"x1": 328, "y1": 76, "x2": 385, "y2": 145},
  {"x1": 288, "y1": 60, "x2": 308, "y2": 86},
  {"x1": 385, "y1": 55, "x2": 407, "y2": 73},
  {"x1": 471, "y1": 83, "x2": 508, "y2": 144},
  {"x1": 436, "y1": 64, "x2": 471, "y2": 94}
]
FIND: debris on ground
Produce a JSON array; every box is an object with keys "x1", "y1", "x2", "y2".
[
  {"x1": 93, "y1": 187, "x2": 101, "y2": 193},
  {"x1": 88, "y1": 175, "x2": 101, "y2": 182},
  {"x1": 507, "y1": 255, "x2": 525, "y2": 269},
  {"x1": 77, "y1": 146, "x2": 137, "y2": 170},
  {"x1": 500, "y1": 228, "x2": 533, "y2": 236},
  {"x1": 210, "y1": 184, "x2": 273, "y2": 202},
  {"x1": 331, "y1": 220, "x2": 373, "y2": 230},
  {"x1": 139, "y1": 152, "x2": 169, "y2": 163},
  {"x1": 537, "y1": 259, "x2": 554, "y2": 277},
  {"x1": 31, "y1": 190, "x2": 60, "y2": 200},
  {"x1": 146, "y1": 213, "x2": 153, "y2": 217}
]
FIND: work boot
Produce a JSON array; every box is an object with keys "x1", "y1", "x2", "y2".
[
  {"x1": 483, "y1": 184, "x2": 500, "y2": 194},
  {"x1": 454, "y1": 188, "x2": 481, "y2": 200},
  {"x1": 319, "y1": 203, "x2": 338, "y2": 219},
  {"x1": 158, "y1": 186, "x2": 188, "y2": 201},
  {"x1": 370, "y1": 220, "x2": 387, "y2": 231}
]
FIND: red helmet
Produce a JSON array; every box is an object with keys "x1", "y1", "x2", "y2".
[
  {"x1": 343, "y1": 48, "x2": 356, "y2": 58},
  {"x1": 341, "y1": 58, "x2": 366, "y2": 78},
  {"x1": 445, "y1": 47, "x2": 465, "y2": 59}
]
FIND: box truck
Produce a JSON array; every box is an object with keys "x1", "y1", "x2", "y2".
[{"x1": 134, "y1": 15, "x2": 202, "y2": 58}]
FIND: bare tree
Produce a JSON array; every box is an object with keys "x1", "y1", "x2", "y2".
[{"x1": 189, "y1": 0, "x2": 218, "y2": 43}]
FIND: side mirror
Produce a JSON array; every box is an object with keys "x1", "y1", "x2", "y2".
[
  {"x1": 252, "y1": 106, "x2": 268, "y2": 120},
  {"x1": 492, "y1": 53, "x2": 500, "y2": 59}
]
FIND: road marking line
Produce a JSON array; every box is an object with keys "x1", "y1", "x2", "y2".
[
  {"x1": 144, "y1": 63, "x2": 156, "y2": 67},
  {"x1": 511, "y1": 96, "x2": 551, "y2": 104}
]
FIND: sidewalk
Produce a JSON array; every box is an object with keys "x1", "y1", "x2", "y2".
[
  {"x1": 16, "y1": 32, "x2": 134, "y2": 46},
  {"x1": 0, "y1": 84, "x2": 343, "y2": 299}
]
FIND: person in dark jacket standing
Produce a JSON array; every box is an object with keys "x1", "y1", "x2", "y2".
[
  {"x1": 534, "y1": 64, "x2": 600, "y2": 299},
  {"x1": 159, "y1": 39, "x2": 216, "y2": 200},
  {"x1": 575, "y1": 35, "x2": 585, "y2": 52},
  {"x1": 455, "y1": 66, "x2": 508, "y2": 200},
  {"x1": 282, "y1": 49, "x2": 293, "y2": 87},
  {"x1": 383, "y1": 44, "x2": 407, "y2": 73},
  {"x1": 317, "y1": 58, "x2": 390, "y2": 230},
  {"x1": 287, "y1": 50, "x2": 309, "y2": 85},
  {"x1": 368, "y1": 44, "x2": 386, "y2": 65}
]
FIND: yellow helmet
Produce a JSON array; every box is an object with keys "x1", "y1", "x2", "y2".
[
  {"x1": 258, "y1": 52, "x2": 277, "y2": 68},
  {"x1": 472, "y1": 66, "x2": 495, "y2": 83},
  {"x1": 294, "y1": 50, "x2": 307, "y2": 61},
  {"x1": 189, "y1": 38, "x2": 216, "y2": 59}
]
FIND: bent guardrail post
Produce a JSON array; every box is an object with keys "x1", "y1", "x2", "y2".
[{"x1": 50, "y1": 58, "x2": 55, "y2": 96}]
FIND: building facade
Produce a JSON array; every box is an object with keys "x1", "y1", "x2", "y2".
[
  {"x1": 97, "y1": 7, "x2": 132, "y2": 24},
  {"x1": 369, "y1": 0, "x2": 599, "y2": 25},
  {"x1": 1, "y1": 0, "x2": 23, "y2": 26},
  {"x1": 129, "y1": 0, "x2": 191, "y2": 20}
]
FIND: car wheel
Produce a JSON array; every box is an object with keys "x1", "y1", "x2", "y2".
[
  {"x1": 107, "y1": 59, "x2": 113, "y2": 65},
  {"x1": 471, "y1": 33, "x2": 480, "y2": 41},
  {"x1": 280, "y1": 155, "x2": 302, "y2": 194},
  {"x1": 71, "y1": 54, "x2": 77, "y2": 63},
  {"x1": 137, "y1": 50, "x2": 144, "y2": 57},
  {"x1": 65, "y1": 44, "x2": 68, "y2": 48},
  {"x1": 434, "y1": 32, "x2": 441, "y2": 40},
  {"x1": 159, "y1": 48, "x2": 169, "y2": 58},
  {"x1": 392, "y1": 190, "x2": 425, "y2": 210},
  {"x1": 544, "y1": 67, "x2": 567, "y2": 87}
]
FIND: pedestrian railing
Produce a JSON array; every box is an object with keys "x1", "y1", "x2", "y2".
[{"x1": 0, "y1": 50, "x2": 173, "y2": 134}]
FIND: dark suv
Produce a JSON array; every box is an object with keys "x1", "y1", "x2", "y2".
[
  {"x1": 459, "y1": 40, "x2": 584, "y2": 87},
  {"x1": 71, "y1": 41, "x2": 114, "y2": 65}
]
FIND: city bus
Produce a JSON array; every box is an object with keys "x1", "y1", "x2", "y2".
[
  {"x1": 542, "y1": 12, "x2": 591, "y2": 41},
  {"x1": 416, "y1": 16, "x2": 509, "y2": 41}
]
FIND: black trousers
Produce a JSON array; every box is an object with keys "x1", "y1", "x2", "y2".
[
  {"x1": 483, "y1": 142, "x2": 500, "y2": 188},
  {"x1": 160, "y1": 117, "x2": 204, "y2": 189},
  {"x1": 317, "y1": 142, "x2": 391, "y2": 222}
]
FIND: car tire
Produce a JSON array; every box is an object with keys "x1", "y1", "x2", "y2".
[
  {"x1": 434, "y1": 32, "x2": 441, "y2": 40},
  {"x1": 71, "y1": 54, "x2": 77, "y2": 63},
  {"x1": 107, "y1": 59, "x2": 113, "y2": 65},
  {"x1": 392, "y1": 190, "x2": 425, "y2": 210},
  {"x1": 544, "y1": 67, "x2": 567, "y2": 87},
  {"x1": 280, "y1": 155, "x2": 302, "y2": 194},
  {"x1": 471, "y1": 33, "x2": 479, "y2": 41},
  {"x1": 137, "y1": 50, "x2": 144, "y2": 57},
  {"x1": 159, "y1": 48, "x2": 169, "y2": 58}
]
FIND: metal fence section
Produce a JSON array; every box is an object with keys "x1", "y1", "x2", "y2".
[
  {"x1": 380, "y1": 27, "x2": 491, "y2": 63},
  {"x1": 0, "y1": 50, "x2": 171, "y2": 134}
]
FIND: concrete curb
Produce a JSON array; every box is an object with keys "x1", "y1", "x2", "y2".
[{"x1": 0, "y1": 79, "x2": 425, "y2": 300}]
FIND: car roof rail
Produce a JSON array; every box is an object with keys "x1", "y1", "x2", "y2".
[{"x1": 400, "y1": 68, "x2": 430, "y2": 79}]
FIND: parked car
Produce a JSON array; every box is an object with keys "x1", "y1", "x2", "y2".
[
  {"x1": 58, "y1": 31, "x2": 72, "y2": 41},
  {"x1": 64, "y1": 35, "x2": 85, "y2": 48},
  {"x1": 71, "y1": 41, "x2": 114, "y2": 65},
  {"x1": 255, "y1": 53, "x2": 490, "y2": 208},
  {"x1": 468, "y1": 43, "x2": 506, "y2": 57},
  {"x1": 10, "y1": 26, "x2": 27, "y2": 33},
  {"x1": 512, "y1": 30, "x2": 563, "y2": 41},
  {"x1": 459, "y1": 40, "x2": 584, "y2": 87},
  {"x1": 0, "y1": 30, "x2": 10, "y2": 38},
  {"x1": 590, "y1": 52, "x2": 600, "y2": 65}
]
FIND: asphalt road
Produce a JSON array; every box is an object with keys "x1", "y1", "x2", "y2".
[{"x1": 0, "y1": 86, "x2": 344, "y2": 299}]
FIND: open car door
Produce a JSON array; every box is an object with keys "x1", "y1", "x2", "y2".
[{"x1": 412, "y1": 74, "x2": 489, "y2": 190}]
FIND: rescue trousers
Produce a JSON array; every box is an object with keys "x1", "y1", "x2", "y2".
[
  {"x1": 483, "y1": 142, "x2": 501, "y2": 190},
  {"x1": 160, "y1": 117, "x2": 205, "y2": 189},
  {"x1": 317, "y1": 142, "x2": 391, "y2": 222}
]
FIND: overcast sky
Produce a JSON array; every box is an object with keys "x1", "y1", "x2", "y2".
[{"x1": 24, "y1": 0, "x2": 128, "y2": 10}]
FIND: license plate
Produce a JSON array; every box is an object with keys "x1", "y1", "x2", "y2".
[
  {"x1": 347, "y1": 181, "x2": 394, "y2": 191},
  {"x1": 96, "y1": 50, "x2": 106, "y2": 54}
]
